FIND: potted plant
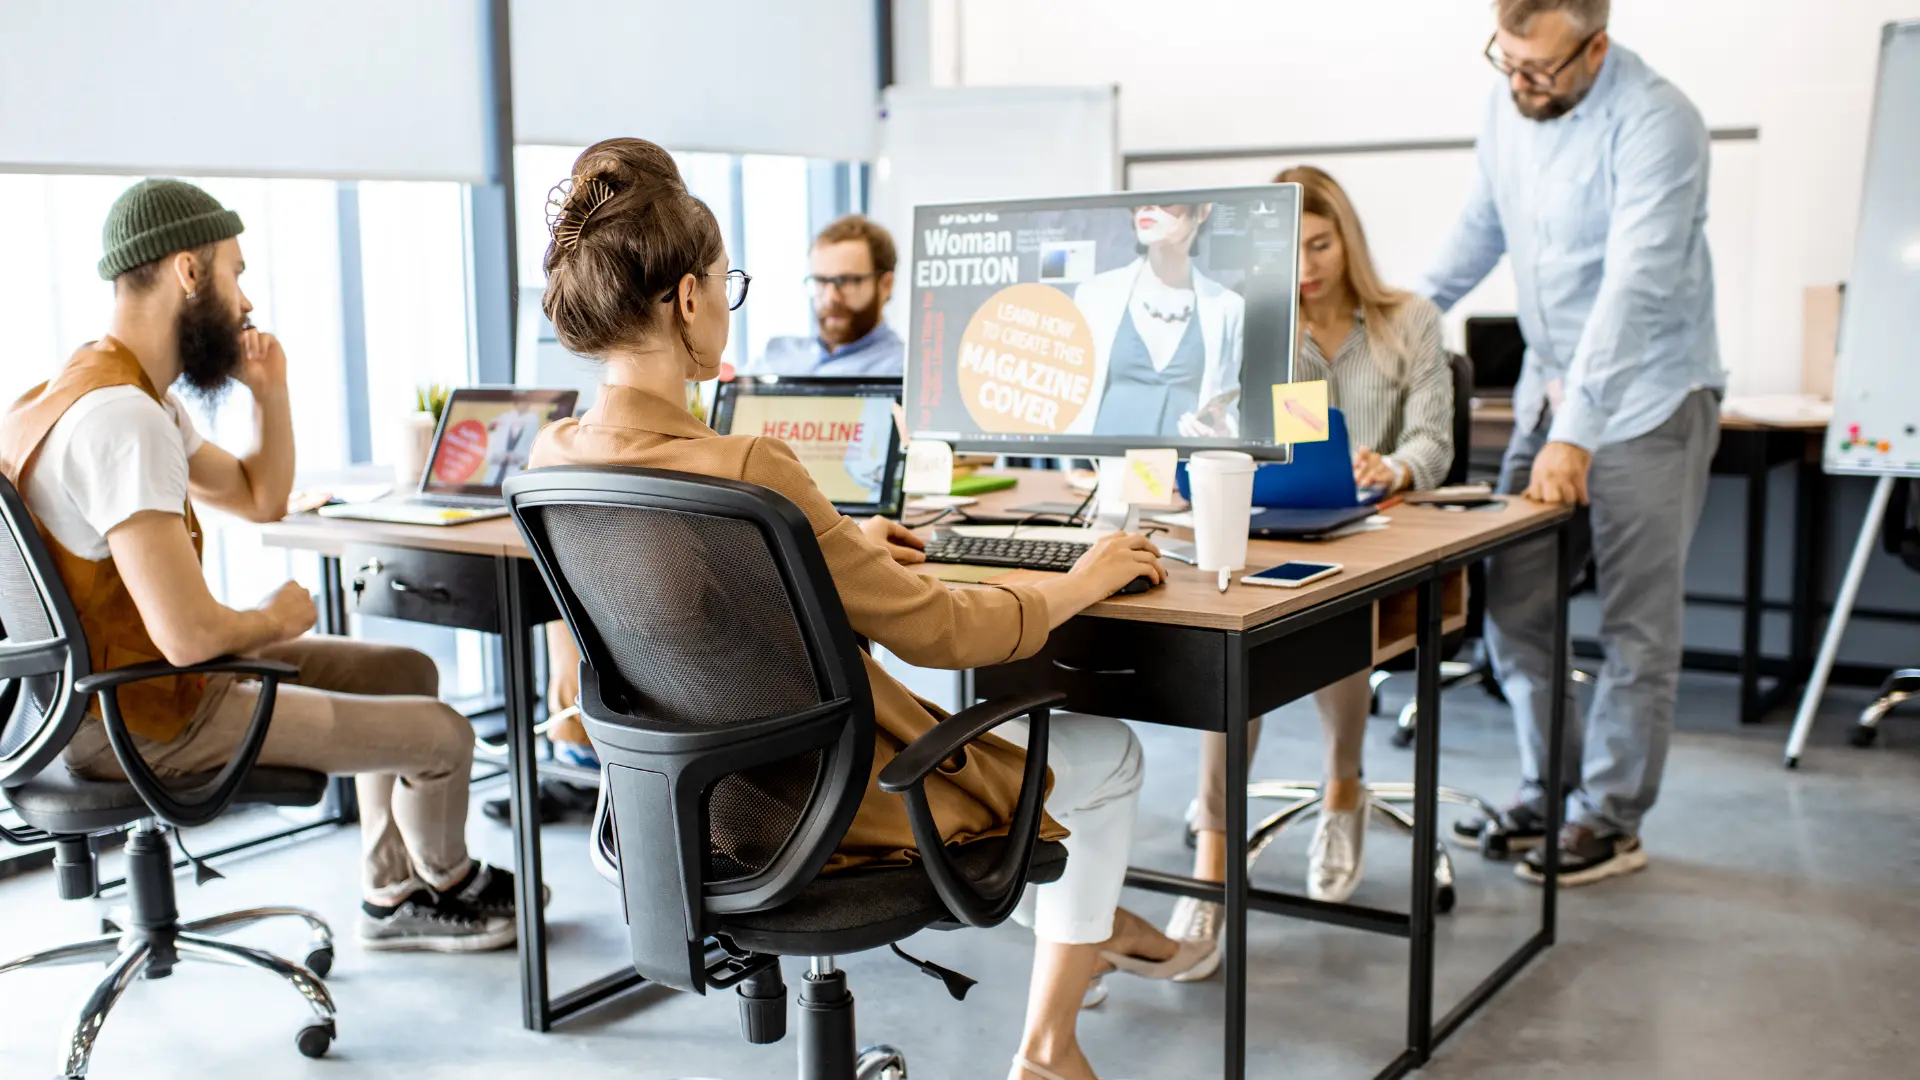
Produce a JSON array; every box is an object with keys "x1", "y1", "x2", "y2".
[{"x1": 397, "y1": 383, "x2": 450, "y2": 486}]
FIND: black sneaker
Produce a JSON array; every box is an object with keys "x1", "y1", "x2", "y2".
[
  {"x1": 483, "y1": 779, "x2": 598, "y2": 827},
  {"x1": 446, "y1": 860, "x2": 549, "y2": 918},
  {"x1": 1451, "y1": 801, "x2": 1550, "y2": 854},
  {"x1": 1516, "y1": 824, "x2": 1648, "y2": 887},
  {"x1": 358, "y1": 889, "x2": 515, "y2": 953}
]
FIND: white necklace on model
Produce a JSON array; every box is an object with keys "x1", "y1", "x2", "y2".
[{"x1": 1131, "y1": 263, "x2": 1194, "y2": 323}]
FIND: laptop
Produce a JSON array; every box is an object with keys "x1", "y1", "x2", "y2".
[
  {"x1": 320, "y1": 387, "x2": 578, "y2": 526},
  {"x1": 1175, "y1": 407, "x2": 1381, "y2": 539},
  {"x1": 711, "y1": 376, "x2": 904, "y2": 517}
]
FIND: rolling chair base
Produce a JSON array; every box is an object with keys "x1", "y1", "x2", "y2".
[
  {"x1": 0, "y1": 823, "x2": 337, "y2": 1078},
  {"x1": 1850, "y1": 668, "x2": 1919, "y2": 748},
  {"x1": 698, "y1": 957, "x2": 905, "y2": 1080}
]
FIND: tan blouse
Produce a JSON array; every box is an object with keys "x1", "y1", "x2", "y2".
[{"x1": 532, "y1": 384, "x2": 1065, "y2": 873}]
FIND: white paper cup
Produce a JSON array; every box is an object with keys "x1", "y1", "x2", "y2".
[{"x1": 1188, "y1": 451, "x2": 1257, "y2": 578}]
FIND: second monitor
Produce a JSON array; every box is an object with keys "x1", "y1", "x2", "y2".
[{"x1": 904, "y1": 184, "x2": 1302, "y2": 460}]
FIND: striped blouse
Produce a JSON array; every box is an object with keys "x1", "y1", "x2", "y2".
[{"x1": 1293, "y1": 296, "x2": 1454, "y2": 491}]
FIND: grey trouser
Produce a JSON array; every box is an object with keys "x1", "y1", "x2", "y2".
[{"x1": 1486, "y1": 389, "x2": 1719, "y2": 835}]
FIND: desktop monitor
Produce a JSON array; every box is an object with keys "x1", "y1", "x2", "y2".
[
  {"x1": 903, "y1": 184, "x2": 1302, "y2": 460},
  {"x1": 1465, "y1": 316, "x2": 1525, "y2": 394},
  {"x1": 712, "y1": 376, "x2": 904, "y2": 516}
]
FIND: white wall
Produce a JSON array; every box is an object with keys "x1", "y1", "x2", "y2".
[{"x1": 936, "y1": 0, "x2": 1920, "y2": 395}]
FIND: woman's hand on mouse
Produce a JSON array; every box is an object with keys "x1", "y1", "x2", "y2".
[
  {"x1": 861, "y1": 516, "x2": 927, "y2": 565},
  {"x1": 1069, "y1": 531, "x2": 1166, "y2": 598}
]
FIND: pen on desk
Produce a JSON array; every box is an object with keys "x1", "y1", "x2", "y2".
[{"x1": 1376, "y1": 495, "x2": 1405, "y2": 511}]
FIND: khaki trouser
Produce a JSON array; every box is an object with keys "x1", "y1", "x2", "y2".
[
  {"x1": 1194, "y1": 668, "x2": 1373, "y2": 835},
  {"x1": 64, "y1": 636, "x2": 475, "y2": 900}
]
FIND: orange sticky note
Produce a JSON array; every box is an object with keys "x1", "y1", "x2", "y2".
[{"x1": 1273, "y1": 380, "x2": 1330, "y2": 443}]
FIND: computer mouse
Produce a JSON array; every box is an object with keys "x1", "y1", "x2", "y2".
[{"x1": 1115, "y1": 575, "x2": 1157, "y2": 596}]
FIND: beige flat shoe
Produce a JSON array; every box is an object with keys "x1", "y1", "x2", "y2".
[
  {"x1": 1098, "y1": 934, "x2": 1219, "y2": 981},
  {"x1": 1010, "y1": 1055, "x2": 1135, "y2": 1080}
]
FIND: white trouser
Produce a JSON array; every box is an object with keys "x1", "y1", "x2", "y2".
[{"x1": 994, "y1": 712, "x2": 1144, "y2": 946}]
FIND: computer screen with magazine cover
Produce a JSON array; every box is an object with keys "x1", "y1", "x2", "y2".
[
  {"x1": 904, "y1": 184, "x2": 1302, "y2": 460},
  {"x1": 422, "y1": 388, "x2": 577, "y2": 498}
]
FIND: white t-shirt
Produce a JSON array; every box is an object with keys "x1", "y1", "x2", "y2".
[{"x1": 22, "y1": 386, "x2": 206, "y2": 561}]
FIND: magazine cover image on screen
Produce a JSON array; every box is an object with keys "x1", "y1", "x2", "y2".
[
  {"x1": 430, "y1": 399, "x2": 564, "y2": 488},
  {"x1": 908, "y1": 187, "x2": 1300, "y2": 451}
]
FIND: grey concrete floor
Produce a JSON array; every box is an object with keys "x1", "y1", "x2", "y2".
[{"x1": 2, "y1": 671, "x2": 1917, "y2": 1079}]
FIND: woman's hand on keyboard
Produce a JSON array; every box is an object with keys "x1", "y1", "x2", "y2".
[{"x1": 861, "y1": 516, "x2": 928, "y2": 565}]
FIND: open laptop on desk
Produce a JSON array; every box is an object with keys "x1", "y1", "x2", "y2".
[
  {"x1": 320, "y1": 387, "x2": 577, "y2": 526},
  {"x1": 712, "y1": 376, "x2": 904, "y2": 517}
]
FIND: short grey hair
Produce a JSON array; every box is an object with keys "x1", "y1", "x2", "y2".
[{"x1": 1497, "y1": 0, "x2": 1610, "y2": 36}]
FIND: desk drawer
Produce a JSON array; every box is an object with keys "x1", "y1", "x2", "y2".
[
  {"x1": 343, "y1": 545, "x2": 556, "y2": 632},
  {"x1": 976, "y1": 619, "x2": 1226, "y2": 730},
  {"x1": 975, "y1": 605, "x2": 1376, "y2": 732}
]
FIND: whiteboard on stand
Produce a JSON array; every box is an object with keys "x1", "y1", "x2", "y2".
[{"x1": 1827, "y1": 20, "x2": 1920, "y2": 479}]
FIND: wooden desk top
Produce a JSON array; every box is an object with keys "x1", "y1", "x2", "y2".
[
  {"x1": 261, "y1": 470, "x2": 1570, "y2": 634},
  {"x1": 1471, "y1": 396, "x2": 1829, "y2": 433}
]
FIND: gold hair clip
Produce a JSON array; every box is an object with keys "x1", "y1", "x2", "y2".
[{"x1": 546, "y1": 176, "x2": 616, "y2": 251}]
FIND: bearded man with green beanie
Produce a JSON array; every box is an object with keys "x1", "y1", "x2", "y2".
[{"x1": 0, "y1": 178, "x2": 531, "y2": 952}]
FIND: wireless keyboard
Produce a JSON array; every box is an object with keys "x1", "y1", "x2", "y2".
[{"x1": 922, "y1": 532, "x2": 1090, "y2": 573}]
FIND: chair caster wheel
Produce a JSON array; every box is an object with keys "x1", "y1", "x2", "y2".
[
  {"x1": 1435, "y1": 885, "x2": 1456, "y2": 914},
  {"x1": 1183, "y1": 824, "x2": 1196, "y2": 850},
  {"x1": 1390, "y1": 726, "x2": 1415, "y2": 749},
  {"x1": 1480, "y1": 830, "x2": 1511, "y2": 861},
  {"x1": 296, "y1": 1021, "x2": 335, "y2": 1058},
  {"x1": 1849, "y1": 725, "x2": 1879, "y2": 748},
  {"x1": 100, "y1": 918, "x2": 122, "y2": 935},
  {"x1": 304, "y1": 945, "x2": 334, "y2": 978}
]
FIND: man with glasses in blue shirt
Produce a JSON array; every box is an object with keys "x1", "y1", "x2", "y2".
[
  {"x1": 745, "y1": 214, "x2": 904, "y2": 376},
  {"x1": 1426, "y1": 0, "x2": 1723, "y2": 887}
]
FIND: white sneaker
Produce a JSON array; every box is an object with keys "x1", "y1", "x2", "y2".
[
  {"x1": 1307, "y1": 801, "x2": 1370, "y2": 903},
  {"x1": 1162, "y1": 896, "x2": 1222, "y2": 983}
]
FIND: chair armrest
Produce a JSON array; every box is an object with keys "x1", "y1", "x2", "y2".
[
  {"x1": 882, "y1": 690, "x2": 1064, "y2": 929},
  {"x1": 83, "y1": 656, "x2": 301, "y2": 829},
  {"x1": 878, "y1": 690, "x2": 1065, "y2": 793},
  {"x1": 0, "y1": 637, "x2": 70, "y2": 680},
  {"x1": 75, "y1": 657, "x2": 299, "y2": 695}
]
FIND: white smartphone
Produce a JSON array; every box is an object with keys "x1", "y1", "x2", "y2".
[{"x1": 1243, "y1": 561, "x2": 1344, "y2": 588}]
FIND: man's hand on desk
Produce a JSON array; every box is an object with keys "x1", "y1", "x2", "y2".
[
  {"x1": 861, "y1": 516, "x2": 927, "y2": 565},
  {"x1": 1524, "y1": 441, "x2": 1592, "y2": 506},
  {"x1": 261, "y1": 580, "x2": 318, "y2": 642}
]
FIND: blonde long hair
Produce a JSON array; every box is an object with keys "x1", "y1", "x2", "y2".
[{"x1": 1276, "y1": 165, "x2": 1417, "y2": 384}]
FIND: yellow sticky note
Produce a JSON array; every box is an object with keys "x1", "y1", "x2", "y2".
[
  {"x1": 1122, "y1": 448, "x2": 1179, "y2": 507},
  {"x1": 1273, "y1": 380, "x2": 1331, "y2": 443}
]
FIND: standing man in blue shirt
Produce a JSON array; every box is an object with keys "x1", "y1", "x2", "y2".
[
  {"x1": 1426, "y1": 0, "x2": 1724, "y2": 887},
  {"x1": 745, "y1": 214, "x2": 904, "y2": 376}
]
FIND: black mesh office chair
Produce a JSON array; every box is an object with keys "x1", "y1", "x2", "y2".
[
  {"x1": 0, "y1": 474, "x2": 337, "y2": 1078},
  {"x1": 505, "y1": 465, "x2": 1067, "y2": 1080},
  {"x1": 1852, "y1": 478, "x2": 1920, "y2": 747}
]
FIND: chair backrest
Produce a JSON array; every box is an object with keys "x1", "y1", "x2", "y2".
[
  {"x1": 0, "y1": 474, "x2": 90, "y2": 792},
  {"x1": 504, "y1": 465, "x2": 874, "y2": 993},
  {"x1": 1445, "y1": 350, "x2": 1473, "y2": 488},
  {"x1": 1885, "y1": 478, "x2": 1920, "y2": 572}
]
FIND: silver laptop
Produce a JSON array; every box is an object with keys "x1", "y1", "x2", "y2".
[{"x1": 320, "y1": 387, "x2": 578, "y2": 526}]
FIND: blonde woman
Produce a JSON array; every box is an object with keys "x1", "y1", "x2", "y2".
[{"x1": 1168, "y1": 165, "x2": 1455, "y2": 970}]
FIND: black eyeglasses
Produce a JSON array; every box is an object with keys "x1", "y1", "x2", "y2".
[
  {"x1": 1484, "y1": 30, "x2": 1601, "y2": 90},
  {"x1": 804, "y1": 272, "x2": 882, "y2": 294},
  {"x1": 659, "y1": 268, "x2": 752, "y2": 311}
]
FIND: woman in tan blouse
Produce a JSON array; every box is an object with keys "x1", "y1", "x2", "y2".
[{"x1": 532, "y1": 139, "x2": 1210, "y2": 1080}]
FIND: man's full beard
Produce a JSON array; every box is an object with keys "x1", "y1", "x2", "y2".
[
  {"x1": 175, "y1": 288, "x2": 246, "y2": 399},
  {"x1": 1513, "y1": 79, "x2": 1594, "y2": 122},
  {"x1": 818, "y1": 292, "x2": 884, "y2": 348}
]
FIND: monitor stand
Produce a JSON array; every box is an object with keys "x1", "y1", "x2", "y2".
[{"x1": 1091, "y1": 457, "x2": 1143, "y2": 534}]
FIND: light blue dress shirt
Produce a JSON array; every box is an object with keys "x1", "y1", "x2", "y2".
[
  {"x1": 1424, "y1": 44, "x2": 1724, "y2": 450},
  {"x1": 744, "y1": 322, "x2": 904, "y2": 377}
]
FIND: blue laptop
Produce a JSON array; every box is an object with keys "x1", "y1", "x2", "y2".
[{"x1": 1176, "y1": 407, "x2": 1382, "y2": 538}]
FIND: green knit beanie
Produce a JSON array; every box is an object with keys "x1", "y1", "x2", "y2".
[{"x1": 97, "y1": 179, "x2": 245, "y2": 281}]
